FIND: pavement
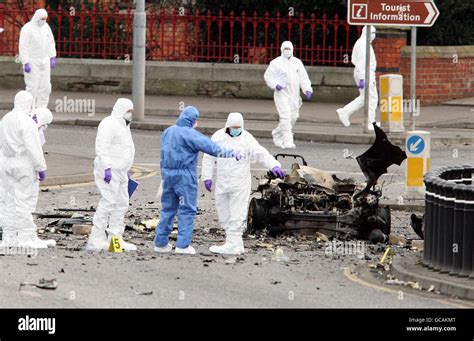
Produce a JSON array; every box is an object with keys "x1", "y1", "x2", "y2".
[
  {"x1": 391, "y1": 252, "x2": 474, "y2": 300},
  {"x1": 0, "y1": 89, "x2": 473, "y2": 146}
]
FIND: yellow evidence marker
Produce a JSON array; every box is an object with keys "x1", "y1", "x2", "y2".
[{"x1": 108, "y1": 236, "x2": 124, "y2": 253}]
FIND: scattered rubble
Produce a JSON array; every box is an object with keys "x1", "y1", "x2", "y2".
[{"x1": 19, "y1": 278, "x2": 58, "y2": 290}]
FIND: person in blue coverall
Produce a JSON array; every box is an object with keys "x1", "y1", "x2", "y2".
[{"x1": 154, "y1": 106, "x2": 242, "y2": 255}]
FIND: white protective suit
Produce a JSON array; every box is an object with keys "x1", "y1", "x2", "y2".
[
  {"x1": 201, "y1": 112, "x2": 281, "y2": 254},
  {"x1": 0, "y1": 91, "x2": 51, "y2": 249},
  {"x1": 0, "y1": 108, "x2": 52, "y2": 237},
  {"x1": 0, "y1": 121, "x2": 5, "y2": 233},
  {"x1": 337, "y1": 26, "x2": 378, "y2": 130},
  {"x1": 31, "y1": 107, "x2": 53, "y2": 146},
  {"x1": 86, "y1": 98, "x2": 136, "y2": 252},
  {"x1": 264, "y1": 41, "x2": 312, "y2": 149},
  {"x1": 19, "y1": 9, "x2": 56, "y2": 109}
]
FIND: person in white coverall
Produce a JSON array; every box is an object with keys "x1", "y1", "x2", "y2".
[
  {"x1": 337, "y1": 26, "x2": 378, "y2": 131},
  {"x1": 201, "y1": 112, "x2": 286, "y2": 255},
  {"x1": 19, "y1": 8, "x2": 57, "y2": 109},
  {"x1": 86, "y1": 98, "x2": 136, "y2": 252},
  {"x1": 0, "y1": 91, "x2": 53, "y2": 249},
  {"x1": 264, "y1": 41, "x2": 313, "y2": 149}
]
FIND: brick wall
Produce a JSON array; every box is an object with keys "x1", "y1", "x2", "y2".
[
  {"x1": 373, "y1": 29, "x2": 474, "y2": 104},
  {"x1": 373, "y1": 30, "x2": 407, "y2": 78},
  {"x1": 400, "y1": 46, "x2": 474, "y2": 105}
]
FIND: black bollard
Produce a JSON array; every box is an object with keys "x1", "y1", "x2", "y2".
[
  {"x1": 434, "y1": 177, "x2": 448, "y2": 271},
  {"x1": 423, "y1": 174, "x2": 435, "y2": 267},
  {"x1": 441, "y1": 182, "x2": 456, "y2": 273},
  {"x1": 461, "y1": 165, "x2": 473, "y2": 185},
  {"x1": 430, "y1": 178, "x2": 441, "y2": 270},
  {"x1": 459, "y1": 185, "x2": 474, "y2": 277},
  {"x1": 450, "y1": 184, "x2": 467, "y2": 276}
]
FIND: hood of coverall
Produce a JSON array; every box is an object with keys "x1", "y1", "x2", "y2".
[
  {"x1": 225, "y1": 112, "x2": 244, "y2": 130},
  {"x1": 362, "y1": 25, "x2": 376, "y2": 42},
  {"x1": 33, "y1": 107, "x2": 53, "y2": 127},
  {"x1": 13, "y1": 91, "x2": 34, "y2": 115},
  {"x1": 111, "y1": 98, "x2": 134, "y2": 121},
  {"x1": 280, "y1": 41, "x2": 294, "y2": 58},
  {"x1": 31, "y1": 9, "x2": 48, "y2": 26},
  {"x1": 176, "y1": 106, "x2": 200, "y2": 128}
]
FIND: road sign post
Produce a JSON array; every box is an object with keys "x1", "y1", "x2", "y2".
[{"x1": 363, "y1": 26, "x2": 372, "y2": 134}]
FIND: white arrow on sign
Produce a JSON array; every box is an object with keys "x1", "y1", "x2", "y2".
[
  {"x1": 424, "y1": 3, "x2": 436, "y2": 24},
  {"x1": 409, "y1": 138, "x2": 422, "y2": 152}
]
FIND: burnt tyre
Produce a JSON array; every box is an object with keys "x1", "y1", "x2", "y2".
[{"x1": 247, "y1": 198, "x2": 268, "y2": 234}]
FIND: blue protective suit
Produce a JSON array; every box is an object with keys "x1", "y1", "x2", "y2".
[{"x1": 155, "y1": 106, "x2": 236, "y2": 248}]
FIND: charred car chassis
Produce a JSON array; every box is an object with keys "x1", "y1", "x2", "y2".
[{"x1": 246, "y1": 125, "x2": 407, "y2": 242}]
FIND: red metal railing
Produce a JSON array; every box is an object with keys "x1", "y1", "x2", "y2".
[{"x1": 0, "y1": 4, "x2": 361, "y2": 66}]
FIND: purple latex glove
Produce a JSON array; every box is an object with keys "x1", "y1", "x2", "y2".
[
  {"x1": 38, "y1": 171, "x2": 46, "y2": 182},
  {"x1": 204, "y1": 179, "x2": 212, "y2": 192},
  {"x1": 234, "y1": 151, "x2": 243, "y2": 161},
  {"x1": 50, "y1": 57, "x2": 57, "y2": 69},
  {"x1": 24, "y1": 63, "x2": 32, "y2": 73},
  {"x1": 271, "y1": 166, "x2": 286, "y2": 179},
  {"x1": 358, "y1": 79, "x2": 365, "y2": 89},
  {"x1": 305, "y1": 90, "x2": 313, "y2": 101},
  {"x1": 32, "y1": 114, "x2": 38, "y2": 124},
  {"x1": 275, "y1": 84, "x2": 284, "y2": 91},
  {"x1": 104, "y1": 168, "x2": 112, "y2": 184}
]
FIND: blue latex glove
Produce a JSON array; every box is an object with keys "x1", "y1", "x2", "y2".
[
  {"x1": 24, "y1": 63, "x2": 32, "y2": 73},
  {"x1": 275, "y1": 84, "x2": 284, "y2": 91},
  {"x1": 305, "y1": 90, "x2": 313, "y2": 101},
  {"x1": 32, "y1": 114, "x2": 38, "y2": 124},
  {"x1": 104, "y1": 168, "x2": 112, "y2": 184},
  {"x1": 271, "y1": 166, "x2": 286, "y2": 178},
  {"x1": 50, "y1": 57, "x2": 57, "y2": 69},
  {"x1": 358, "y1": 79, "x2": 365, "y2": 89},
  {"x1": 38, "y1": 171, "x2": 46, "y2": 182},
  {"x1": 204, "y1": 179, "x2": 212, "y2": 192},
  {"x1": 235, "y1": 151, "x2": 243, "y2": 161}
]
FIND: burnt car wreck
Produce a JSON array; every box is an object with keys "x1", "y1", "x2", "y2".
[{"x1": 247, "y1": 124, "x2": 407, "y2": 243}]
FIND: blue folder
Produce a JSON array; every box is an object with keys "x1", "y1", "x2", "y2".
[{"x1": 128, "y1": 178, "x2": 139, "y2": 198}]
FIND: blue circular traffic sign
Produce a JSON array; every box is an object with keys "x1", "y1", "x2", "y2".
[{"x1": 407, "y1": 135, "x2": 425, "y2": 155}]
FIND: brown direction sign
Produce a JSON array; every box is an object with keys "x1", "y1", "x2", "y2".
[{"x1": 348, "y1": 0, "x2": 440, "y2": 27}]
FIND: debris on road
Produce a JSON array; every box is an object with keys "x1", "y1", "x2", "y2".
[
  {"x1": 410, "y1": 214, "x2": 424, "y2": 239},
  {"x1": 410, "y1": 240, "x2": 424, "y2": 251},
  {"x1": 72, "y1": 224, "x2": 92, "y2": 236},
  {"x1": 133, "y1": 218, "x2": 159, "y2": 232},
  {"x1": 385, "y1": 279, "x2": 422, "y2": 290},
  {"x1": 19, "y1": 278, "x2": 58, "y2": 290},
  {"x1": 271, "y1": 248, "x2": 290, "y2": 262},
  {"x1": 389, "y1": 234, "x2": 407, "y2": 247}
]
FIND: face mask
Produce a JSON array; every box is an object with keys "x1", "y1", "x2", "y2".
[
  {"x1": 38, "y1": 19, "x2": 47, "y2": 26},
  {"x1": 124, "y1": 111, "x2": 132, "y2": 125},
  {"x1": 283, "y1": 50, "x2": 292, "y2": 59},
  {"x1": 229, "y1": 128, "x2": 242, "y2": 137}
]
